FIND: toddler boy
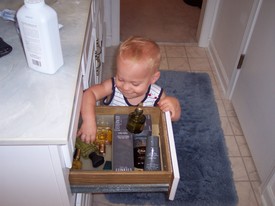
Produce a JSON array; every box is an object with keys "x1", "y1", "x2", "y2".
[{"x1": 78, "y1": 36, "x2": 181, "y2": 143}]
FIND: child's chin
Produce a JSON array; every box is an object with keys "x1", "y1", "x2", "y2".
[{"x1": 124, "y1": 94, "x2": 135, "y2": 99}]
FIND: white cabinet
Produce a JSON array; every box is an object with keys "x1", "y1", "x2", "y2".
[
  {"x1": 82, "y1": 0, "x2": 105, "y2": 89},
  {"x1": 0, "y1": 71, "x2": 83, "y2": 206},
  {"x1": 0, "y1": 146, "x2": 74, "y2": 206},
  {"x1": 0, "y1": 0, "x2": 104, "y2": 206},
  {"x1": 71, "y1": 1, "x2": 106, "y2": 205},
  {"x1": 75, "y1": 193, "x2": 93, "y2": 206}
]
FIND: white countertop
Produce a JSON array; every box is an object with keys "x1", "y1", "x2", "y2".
[{"x1": 0, "y1": 0, "x2": 91, "y2": 145}]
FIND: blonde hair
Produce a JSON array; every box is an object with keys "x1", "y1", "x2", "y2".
[{"x1": 117, "y1": 36, "x2": 161, "y2": 72}]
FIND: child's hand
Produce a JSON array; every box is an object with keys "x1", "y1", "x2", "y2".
[
  {"x1": 158, "y1": 96, "x2": 181, "y2": 121},
  {"x1": 77, "y1": 121, "x2": 97, "y2": 144}
]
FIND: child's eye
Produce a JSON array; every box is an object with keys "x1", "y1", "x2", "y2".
[
  {"x1": 132, "y1": 82, "x2": 140, "y2": 86},
  {"x1": 117, "y1": 78, "x2": 124, "y2": 83}
]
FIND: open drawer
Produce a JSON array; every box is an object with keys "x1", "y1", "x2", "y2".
[{"x1": 69, "y1": 106, "x2": 179, "y2": 200}]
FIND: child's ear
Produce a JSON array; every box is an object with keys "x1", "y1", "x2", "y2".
[{"x1": 151, "y1": 71, "x2": 160, "y2": 84}]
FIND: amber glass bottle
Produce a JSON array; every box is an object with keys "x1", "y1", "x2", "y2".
[
  {"x1": 126, "y1": 106, "x2": 146, "y2": 134},
  {"x1": 72, "y1": 148, "x2": 82, "y2": 170}
]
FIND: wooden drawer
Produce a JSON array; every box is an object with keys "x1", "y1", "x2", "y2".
[{"x1": 69, "y1": 106, "x2": 179, "y2": 200}]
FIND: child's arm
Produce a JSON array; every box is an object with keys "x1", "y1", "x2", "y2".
[
  {"x1": 77, "y1": 79, "x2": 113, "y2": 143},
  {"x1": 158, "y1": 92, "x2": 181, "y2": 121}
]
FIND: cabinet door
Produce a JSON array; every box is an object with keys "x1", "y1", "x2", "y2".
[
  {"x1": 62, "y1": 71, "x2": 83, "y2": 168},
  {"x1": 0, "y1": 146, "x2": 72, "y2": 206},
  {"x1": 211, "y1": 0, "x2": 259, "y2": 96},
  {"x1": 84, "y1": 28, "x2": 97, "y2": 88},
  {"x1": 75, "y1": 193, "x2": 92, "y2": 206},
  {"x1": 232, "y1": 0, "x2": 275, "y2": 190},
  {"x1": 82, "y1": 0, "x2": 105, "y2": 89},
  {"x1": 81, "y1": 2, "x2": 93, "y2": 77},
  {"x1": 93, "y1": 0, "x2": 105, "y2": 84}
]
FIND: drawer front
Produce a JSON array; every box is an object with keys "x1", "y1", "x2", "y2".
[
  {"x1": 165, "y1": 111, "x2": 180, "y2": 200},
  {"x1": 62, "y1": 71, "x2": 83, "y2": 168},
  {"x1": 69, "y1": 106, "x2": 179, "y2": 199}
]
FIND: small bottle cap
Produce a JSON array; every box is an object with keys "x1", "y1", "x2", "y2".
[
  {"x1": 24, "y1": 0, "x2": 45, "y2": 6},
  {"x1": 135, "y1": 107, "x2": 143, "y2": 115},
  {"x1": 25, "y1": 0, "x2": 44, "y2": 4},
  {"x1": 99, "y1": 142, "x2": 106, "y2": 154},
  {"x1": 89, "y1": 152, "x2": 105, "y2": 168}
]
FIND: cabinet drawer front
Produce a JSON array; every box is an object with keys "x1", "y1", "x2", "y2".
[
  {"x1": 69, "y1": 106, "x2": 179, "y2": 198},
  {"x1": 62, "y1": 72, "x2": 83, "y2": 168}
]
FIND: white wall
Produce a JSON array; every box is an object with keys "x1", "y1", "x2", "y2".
[{"x1": 209, "y1": 0, "x2": 275, "y2": 204}]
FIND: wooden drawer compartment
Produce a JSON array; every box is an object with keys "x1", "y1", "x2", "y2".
[{"x1": 69, "y1": 106, "x2": 179, "y2": 200}]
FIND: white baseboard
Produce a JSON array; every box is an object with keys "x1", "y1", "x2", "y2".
[
  {"x1": 262, "y1": 190, "x2": 275, "y2": 206},
  {"x1": 207, "y1": 40, "x2": 229, "y2": 97},
  {"x1": 261, "y1": 171, "x2": 275, "y2": 206}
]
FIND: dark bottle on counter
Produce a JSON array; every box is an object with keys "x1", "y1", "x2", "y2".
[{"x1": 126, "y1": 105, "x2": 146, "y2": 134}]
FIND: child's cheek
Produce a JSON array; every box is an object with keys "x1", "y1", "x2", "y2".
[{"x1": 116, "y1": 81, "x2": 122, "y2": 88}]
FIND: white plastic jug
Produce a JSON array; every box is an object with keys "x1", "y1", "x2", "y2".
[{"x1": 17, "y1": 0, "x2": 63, "y2": 74}]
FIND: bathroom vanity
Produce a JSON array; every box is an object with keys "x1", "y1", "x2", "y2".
[{"x1": 0, "y1": 1, "x2": 179, "y2": 206}]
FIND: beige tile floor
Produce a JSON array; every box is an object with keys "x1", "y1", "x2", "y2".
[
  {"x1": 120, "y1": 0, "x2": 201, "y2": 43},
  {"x1": 93, "y1": 44, "x2": 263, "y2": 206}
]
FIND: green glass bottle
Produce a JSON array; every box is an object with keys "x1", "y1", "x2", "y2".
[{"x1": 126, "y1": 106, "x2": 146, "y2": 134}]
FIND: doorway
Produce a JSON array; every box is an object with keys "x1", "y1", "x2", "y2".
[{"x1": 120, "y1": 0, "x2": 202, "y2": 43}]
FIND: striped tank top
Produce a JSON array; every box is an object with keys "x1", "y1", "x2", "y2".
[{"x1": 103, "y1": 77, "x2": 163, "y2": 106}]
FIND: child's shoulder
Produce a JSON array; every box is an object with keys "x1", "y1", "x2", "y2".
[
  {"x1": 151, "y1": 83, "x2": 163, "y2": 92},
  {"x1": 101, "y1": 78, "x2": 114, "y2": 85}
]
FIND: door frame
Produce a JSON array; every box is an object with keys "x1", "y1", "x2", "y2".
[
  {"x1": 197, "y1": 0, "x2": 220, "y2": 47},
  {"x1": 227, "y1": 0, "x2": 263, "y2": 99},
  {"x1": 109, "y1": 0, "x2": 219, "y2": 47},
  {"x1": 108, "y1": 0, "x2": 262, "y2": 99}
]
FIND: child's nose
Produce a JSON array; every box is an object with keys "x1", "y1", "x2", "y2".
[{"x1": 122, "y1": 82, "x2": 130, "y2": 91}]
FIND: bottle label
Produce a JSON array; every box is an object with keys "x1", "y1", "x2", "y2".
[
  {"x1": 17, "y1": 3, "x2": 63, "y2": 74},
  {"x1": 21, "y1": 22, "x2": 43, "y2": 67}
]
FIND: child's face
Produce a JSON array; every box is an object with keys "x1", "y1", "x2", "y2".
[{"x1": 115, "y1": 56, "x2": 159, "y2": 101}]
